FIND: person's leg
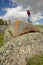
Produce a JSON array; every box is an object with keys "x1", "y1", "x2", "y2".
[{"x1": 28, "y1": 16, "x2": 31, "y2": 23}]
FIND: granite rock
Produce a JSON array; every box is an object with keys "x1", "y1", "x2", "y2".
[
  {"x1": 0, "y1": 32, "x2": 43, "y2": 65},
  {"x1": 4, "y1": 20, "x2": 40, "y2": 42}
]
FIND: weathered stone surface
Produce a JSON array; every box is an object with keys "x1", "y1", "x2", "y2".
[
  {"x1": 13, "y1": 20, "x2": 40, "y2": 37},
  {"x1": 0, "y1": 33, "x2": 43, "y2": 65},
  {"x1": 4, "y1": 20, "x2": 40, "y2": 42},
  {"x1": 18, "y1": 23, "x2": 40, "y2": 36}
]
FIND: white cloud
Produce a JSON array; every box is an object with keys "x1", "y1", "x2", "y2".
[
  {"x1": 0, "y1": 6, "x2": 27, "y2": 21},
  {"x1": 0, "y1": 0, "x2": 43, "y2": 25},
  {"x1": 1, "y1": 0, "x2": 43, "y2": 23},
  {"x1": 9, "y1": 0, "x2": 43, "y2": 13},
  {"x1": 0, "y1": 6, "x2": 43, "y2": 23},
  {"x1": 31, "y1": 13, "x2": 43, "y2": 22},
  {"x1": 33, "y1": 22, "x2": 39, "y2": 25},
  {"x1": 0, "y1": 0, "x2": 43, "y2": 24},
  {"x1": 34, "y1": 22, "x2": 39, "y2": 25},
  {"x1": 4, "y1": 0, "x2": 43, "y2": 23}
]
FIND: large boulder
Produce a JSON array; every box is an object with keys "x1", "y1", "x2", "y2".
[
  {"x1": 13, "y1": 20, "x2": 40, "y2": 37},
  {"x1": 4, "y1": 20, "x2": 40, "y2": 42},
  {"x1": 0, "y1": 33, "x2": 43, "y2": 65}
]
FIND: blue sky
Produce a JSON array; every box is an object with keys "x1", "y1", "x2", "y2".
[
  {"x1": 38, "y1": 19, "x2": 43, "y2": 24},
  {"x1": 33, "y1": 19, "x2": 43, "y2": 25},
  {"x1": 0, "y1": 0, "x2": 43, "y2": 24},
  {"x1": 0, "y1": 0, "x2": 17, "y2": 16}
]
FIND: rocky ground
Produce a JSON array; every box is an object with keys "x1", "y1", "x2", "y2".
[{"x1": 0, "y1": 32, "x2": 43, "y2": 65}]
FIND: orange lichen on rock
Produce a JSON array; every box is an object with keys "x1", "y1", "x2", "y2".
[
  {"x1": 18, "y1": 25, "x2": 40, "y2": 36},
  {"x1": 14, "y1": 20, "x2": 40, "y2": 37},
  {"x1": 14, "y1": 20, "x2": 20, "y2": 35}
]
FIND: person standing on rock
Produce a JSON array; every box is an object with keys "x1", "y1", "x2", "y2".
[{"x1": 26, "y1": 9, "x2": 32, "y2": 23}]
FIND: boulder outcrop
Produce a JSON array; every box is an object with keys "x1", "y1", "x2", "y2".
[
  {"x1": 0, "y1": 32, "x2": 43, "y2": 65},
  {"x1": 4, "y1": 20, "x2": 40, "y2": 42},
  {"x1": 13, "y1": 20, "x2": 40, "y2": 37}
]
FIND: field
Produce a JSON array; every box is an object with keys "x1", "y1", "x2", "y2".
[
  {"x1": 36, "y1": 24, "x2": 43, "y2": 32},
  {"x1": 0, "y1": 25, "x2": 8, "y2": 48},
  {"x1": 0, "y1": 33, "x2": 4, "y2": 48},
  {"x1": 26, "y1": 54, "x2": 43, "y2": 65}
]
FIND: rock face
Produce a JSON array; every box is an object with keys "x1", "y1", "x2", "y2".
[
  {"x1": 0, "y1": 33, "x2": 43, "y2": 65},
  {"x1": 13, "y1": 20, "x2": 40, "y2": 37},
  {"x1": 4, "y1": 20, "x2": 40, "y2": 42}
]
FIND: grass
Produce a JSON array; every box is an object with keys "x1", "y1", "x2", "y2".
[
  {"x1": 26, "y1": 54, "x2": 43, "y2": 65},
  {"x1": 36, "y1": 25, "x2": 43, "y2": 32},
  {"x1": 0, "y1": 33, "x2": 4, "y2": 48},
  {"x1": 0, "y1": 30, "x2": 13, "y2": 48}
]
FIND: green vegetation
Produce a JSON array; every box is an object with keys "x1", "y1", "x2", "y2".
[
  {"x1": 0, "y1": 19, "x2": 10, "y2": 26},
  {"x1": 0, "y1": 19, "x2": 4, "y2": 25},
  {"x1": 5, "y1": 20, "x2": 8, "y2": 26},
  {"x1": 36, "y1": 25, "x2": 43, "y2": 32},
  {"x1": 0, "y1": 33, "x2": 4, "y2": 48},
  {"x1": 26, "y1": 54, "x2": 43, "y2": 65}
]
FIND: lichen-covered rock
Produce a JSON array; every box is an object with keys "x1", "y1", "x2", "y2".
[
  {"x1": 4, "y1": 20, "x2": 40, "y2": 42},
  {"x1": 4, "y1": 26, "x2": 14, "y2": 43},
  {"x1": 0, "y1": 32, "x2": 43, "y2": 65}
]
